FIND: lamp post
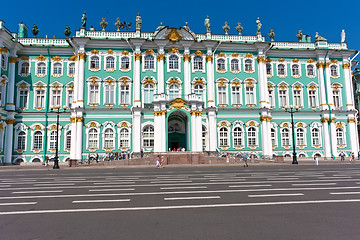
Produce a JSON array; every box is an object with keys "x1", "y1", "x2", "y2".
[
  {"x1": 283, "y1": 105, "x2": 300, "y2": 164},
  {"x1": 50, "y1": 105, "x2": 68, "y2": 169}
]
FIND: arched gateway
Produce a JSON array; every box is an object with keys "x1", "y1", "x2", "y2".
[{"x1": 168, "y1": 111, "x2": 188, "y2": 151}]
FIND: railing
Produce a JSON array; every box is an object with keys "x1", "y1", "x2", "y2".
[
  {"x1": 273, "y1": 42, "x2": 348, "y2": 50},
  {"x1": 195, "y1": 34, "x2": 264, "y2": 42},
  {"x1": 17, "y1": 38, "x2": 69, "y2": 47}
]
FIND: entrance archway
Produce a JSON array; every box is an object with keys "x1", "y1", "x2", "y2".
[{"x1": 168, "y1": 111, "x2": 188, "y2": 151}]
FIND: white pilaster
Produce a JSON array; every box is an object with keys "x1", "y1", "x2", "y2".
[
  {"x1": 342, "y1": 60, "x2": 354, "y2": 110},
  {"x1": 183, "y1": 55, "x2": 191, "y2": 99},
  {"x1": 257, "y1": 56, "x2": 267, "y2": 108},
  {"x1": 329, "y1": 118, "x2": 338, "y2": 157},
  {"x1": 348, "y1": 116, "x2": 359, "y2": 157},
  {"x1": 133, "y1": 53, "x2": 141, "y2": 107},
  {"x1": 132, "y1": 109, "x2": 141, "y2": 153},
  {"x1": 69, "y1": 113, "x2": 77, "y2": 160},
  {"x1": 208, "y1": 109, "x2": 217, "y2": 151},
  {"x1": 153, "y1": 112, "x2": 161, "y2": 153},
  {"x1": 72, "y1": 58, "x2": 79, "y2": 108},
  {"x1": 322, "y1": 117, "x2": 332, "y2": 159},
  {"x1": 324, "y1": 62, "x2": 334, "y2": 107},
  {"x1": 6, "y1": 52, "x2": 17, "y2": 111},
  {"x1": 195, "y1": 113, "x2": 203, "y2": 152},
  {"x1": 157, "y1": 54, "x2": 165, "y2": 94},
  {"x1": 316, "y1": 62, "x2": 328, "y2": 110},
  {"x1": 260, "y1": 116, "x2": 268, "y2": 158},
  {"x1": 190, "y1": 111, "x2": 197, "y2": 151},
  {"x1": 4, "y1": 114, "x2": 15, "y2": 164},
  {"x1": 205, "y1": 46, "x2": 215, "y2": 107},
  {"x1": 75, "y1": 115, "x2": 83, "y2": 161},
  {"x1": 77, "y1": 52, "x2": 86, "y2": 108},
  {"x1": 266, "y1": 119, "x2": 273, "y2": 157}
]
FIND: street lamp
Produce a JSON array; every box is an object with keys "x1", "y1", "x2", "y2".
[
  {"x1": 49, "y1": 105, "x2": 69, "y2": 169},
  {"x1": 283, "y1": 105, "x2": 300, "y2": 164}
]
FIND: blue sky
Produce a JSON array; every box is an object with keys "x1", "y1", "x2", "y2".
[{"x1": 2, "y1": 0, "x2": 359, "y2": 63}]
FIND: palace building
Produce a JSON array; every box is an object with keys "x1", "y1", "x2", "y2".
[{"x1": 0, "y1": 15, "x2": 358, "y2": 164}]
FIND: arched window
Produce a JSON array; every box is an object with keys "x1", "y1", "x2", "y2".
[
  {"x1": 281, "y1": 128, "x2": 290, "y2": 146},
  {"x1": 298, "y1": 153, "x2": 306, "y2": 158},
  {"x1": 266, "y1": 63, "x2": 272, "y2": 75},
  {"x1": 17, "y1": 131, "x2": 26, "y2": 150},
  {"x1": 233, "y1": 127, "x2": 243, "y2": 147},
  {"x1": 330, "y1": 65, "x2": 338, "y2": 77},
  {"x1": 336, "y1": 128, "x2": 345, "y2": 146},
  {"x1": 194, "y1": 56, "x2": 203, "y2": 70},
  {"x1": 144, "y1": 83, "x2": 154, "y2": 104},
  {"x1": 296, "y1": 128, "x2": 305, "y2": 146},
  {"x1": 104, "y1": 84, "x2": 115, "y2": 105},
  {"x1": 33, "y1": 131, "x2": 43, "y2": 150},
  {"x1": 120, "y1": 84, "x2": 130, "y2": 105},
  {"x1": 106, "y1": 56, "x2": 115, "y2": 69},
  {"x1": 169, "y1": 55, "x2": 179, "y2": 70},
  {"x1": 49, "y1": 130, "x2": 57, "y2": 150},
  {"x1": 21, "y1": 62, "x2": 29, "y2": 75},
  {"x1": 143, "y1": 125, "x2": 154, "y2": 148},
  {"x1": 89, "y1": 83, "x2": 99, "y2": 105},
  {"x1": 121, "y1": 56, "x2": 130, "y2": 69},
  {"x1": 53, "y1": 63, "x2": 62, "y2": 75},
  {"x1": 144, "y1": 55, "x2": 154, "y2": 70},
  {"x1": 245, "y1": 59, "x2": 253, "y2": 72},
  {"x1": 68, "y1": 63, "x2": 75, "y2": 75},
  {"x1": 104, "y1": 128, "x2": 114, "y2": 149},
  {"x1": 307, "y1": 65, "x2": 314, "y2": 76},
  {"x1": 217, "y1": 59, "x2": 226, "y2": 71},
  {"x1": 271, "y1": 128, "x2": 276, "y2": 147},
  {"x1": 231, "y1": 59, "x2": 239, "y2": 71},
  {"x1": 292, "y1": 64, "x2": 299, "y2": 76},
  {"x1": 278, "y1": 64, "x2": 285, "y2": 75},
  {"x1": 193, "y1": 84, "x2": 204, "y2": 100},
  {"x1": 90, "y1": 56, "x2": 99, "y2": 69},
  {"x1": 120, "y1": 128, "x2": 130, "y2": 148},
  {"x1": 37, "y1": 62, "x2": 46, "y2": 75},
  {"x1": 88, "y1": 128, "x2": 98, "y2": 149},
  {"x1": 311, "y1": 128, "x2": 320, "y2": 146},
  {"x1": 247, "y1": 127, "x2": 256, "y2": 147},
  {"x1": 169, "y1": 84, "x2": 180, "y2": 100},
  {"x1": 219, "y1": 127, "x2": 228, "y2": 147},
  {"x1": 66, "y1": 131, "x2": 71, "y2": 150}
]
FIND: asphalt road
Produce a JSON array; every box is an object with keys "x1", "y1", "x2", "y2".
[{"x1": 0, "y1": 165, "x2": 360, "y2": 240}]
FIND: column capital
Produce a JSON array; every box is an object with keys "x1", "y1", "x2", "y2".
[
  {"x1": 5, "y1": 119, "x2": 16, "y2": 125},
  {"x1": 9, "y1": 57, "x2": 18, "y2": 63},
  {"x1": 135, "y1": 53, "x2": 142, "y2": 61},
  {"x1": 316, "y1": 62, "x2": 324, "y2": 69},
  {"x1": 78, "y1": 52, "x2": 87, "y2": 60},
  {"x1": 343, "y1": 63, "x2": 350, "y2": 69},
  {"x1": 157, "y1": 54, "x2": 165, "y2": 61},
  {"x1": 183, "y1": 54, "x2": 191, "y2": 62},
  {"x1": 257, "y1": 56, "x2": 265, "y2": 63},
  {"x1": 206, "y1": 55, "x2": 213, "y2": 62}
]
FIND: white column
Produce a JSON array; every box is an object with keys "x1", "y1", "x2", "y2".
[
  {"x1": 329, "y1": 118, "x2": 338, "y2": 157},
  {"x1": 266, "y1": 118, "x2": 273, "y2": 157},
  {"x1": 132, "y1": 110, "x2": 141, "y2": 153},
  {"x1": 257, "y1": 56, "x2": 267, "y2": 108},
  {"x1": 324, "y1": 62, "x2": 334, "y2": 106},
  {"x1": 157, "y1": 53, "x2": 165, "y2": 94},
  {"x1": 317, "y1": 63, "x2": 328, "y2": 110},
  {"x1": 208, "y1": 109, "x2": 217, "y2": 151},
  {"x1": 348, "y1": 117, "x2": 359, "y2": 157},
  {"x1": 206, "y1": 54, "x2": 215, "y2": 107},
  {"x1": 153, "y1": 111, "x2": 161, "y2": 153},
  {"x1": 72, "y1": 58, "x2": 79, "y2": 108},
  {"x1": 6, "y1": 54, "x2": 17, "y2": 111},
  {"x1": 75, "y1": 116, "x2": 83, "y2": 161},
  {"x1": 161, "y1": 113, "x2": 167, "y2": 152},
  {"x1": 260, "y1": 116, "x2": 268, "y2": 157},
  {"x1": 342, "y1": 61, "x2": 354, "y2": 110},
  {"x1": 321, "y1": 116, "x2": 331, "y2": 158},
  {"x1": 183, "y1": 54, "x2": 191, "y2": 99},
  {"x1": 4, "y1": 116, "x2": 15, "y2": 164},
  {"x1": 196, "y1": 112, "x2": 203, "y2": 152},
  {"x1": 133, "y1": 53, "x2": 141, "y2": 107},
  {"x1": 77, "y1": 53, "x2": 86, "y2": 108},
  {"x1": 69, "y1": 114, "x2": 77, "y2": 160},
  {"x1": 190, "y1": 110, "x2": 197, "y2": 151}
]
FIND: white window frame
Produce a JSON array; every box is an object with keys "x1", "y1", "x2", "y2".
[
  {"x1": 216, "y1": 58, "x2": 227, "y2": 72},
  {"x1": 119, "y1": 82, "x2": 131, "y2": 105},
  {"x1": 266, "y1": 62, "x2": 273, "y2": 77},
  {"x1": 230, "y1": 57, "x2": 241, "y2": 73},
  {"x1": 67, "y1": 62, "x2": 76, "y2": 77},
  {"x1": 87, "y1": 128, "x2": 99, "y2": 150},
  {"x1": 292, "y1": 87, "x2": 303, "y2": 108},
  {"x1": 291, "y1": 63, "x2": 301, "y2": 78},
  {"x1": 120, "y1": 56, "x2": 131, "y2": 72},
  {"x1": 119, "y1": 128, "x2": 130, "y2": 149},
  {"x1": 1, "y1": 53, "x2": 7, "y2": 70},
  {"x1": 36, "y1": 62, "x2": 47, "y2": 77},
  {"x1": 244, "y1": 80, "x2": 256, "y2": 106},
  {"x1": 103, "y1": 127, "x2": 115, "y2": 150},
  {"x1": 16, "y1": 130, "x2": 27, "y2": 151},
  {"x1": 268, "y1": 87, "x2": 275, "y2": 108},
  {"x1": 104, "y1": 56, "x2": 116, "y2": 72},
  {"x1": 277, "y1": 63, "x2": 287, "y2": 77},
  {"x1": 271, "y1": 127, "x2": 277, "y2": 148},
  {"x1": 311, "y1": 127, "x2": 321, "y2": 147},
  {"x1": 336, "y1": 127, "x2": 346, "y2": 146},
  {"x1": 52, "y1": 62, "x2": 63, "y2": 77},
  {"x1": 33, "y1": 85, "x2": 46, "y2": 110},
  {"x1": 332, "y1": 84, "x2": 342, "y2": 110},
  {"x1": 66, "y1": 86, "x2": 74, "y2": 108},
  {"x1": 192, "y1": 55, "x2": 205, "y2": 72},
  {"x1": 65, "y1": 130, "x2": 71, "y2": 151},
  {"x1": 32, "y1": 130, "x2": 43, "y2": 151},
  {"x1": 247, "y1": 126, "x2": 258, "y2": 147},
  {"x1": 19, "y1": 61, "x2": 30, "y2": 77},
  {"x1": 278, "y1": 86, "x2": 289, "y2": 108},
  {"x1": 142, "y1": 125, "x2": 154, "y2": 149},
  {"x1": 233, "y1": 126, "x2": 244, "y2": 148},
  {"x1": 281, "y1": 127, "x2": 291, "y2": 147},
  {"x1": 244, "y1": 58, "x2": 254, "y2": 73},
  {"x1": 218, "y1": 126, "x2": 229, "y2": 148},
  {"x1": 216, "y1": 83, "x2": 228, "y2": 106},
  {"x1": 307, "y1": 85, "x2": 318, "y2": 109},
  {"x1": 306, "y1": 64, "x2": 316, "y2": 78},
  {"x1": 296, "y1": 127, "x2": 306, "y2": 147},
  {"x1": 87, "y1": 78, "x2": 101, "y2": 106},
  {"x1": 167, "y1": 54, "x2": 181, "y2": 73},
  {"x1": 103, "y1": 81, "x2": 116, "y2": 106},
  {"x1": 330, "y1": 64, "x2": 339, "y2": 78},
  {"x1": 89, "y1": 55, "x2": 101, "y2": 71},
  {"x1": 231, "y1": 83, "x2": 242, "y2": 106}
]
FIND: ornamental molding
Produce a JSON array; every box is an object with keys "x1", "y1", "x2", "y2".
[
  {"x1": 91, "y1": 49, "x2": 99, "y2": 55},
  {"x1": 52, "y1": 56, "x2": 62, "y2": 61},
  {"x1": 19, "y1": 56, "x2": 29, "y2": 61},
  {"x1": 122, "y1": 50, "x2": 129, "y2": 55},
  {"x1": 257, "y1": 56, "x2": 265, "y2": 63},
  {"x1": 218, "y1": 52, "x2": 226, "y2": 58},
  {"x1": 316, "y1": 62, "x2": 324, "y2": 68},
  {"x1": 206, "y1": 55, "x2": 213, "y2": 62},
  {"x1": 343, "y1": 63, "x2": 350, "y2": 69},
  {"x1": 9, "y1": 56, "x2": 18, "y2": 63},
  {"x1": 348, "y1": 118, "x2": 356, "y2": 123},
  {"x1": 193, "y1": 78, "x2": 205, "y2": 86},
  {"x1": 169, "y1": 78, "x2": 180, "y2": 86},
  {"x1": 107, "y1": 49, "x2": 114, "y2": 54},
  {"x1": 168, "y1": 47, "x2": 179, "y2": 54},
  {"x1": 0, "y1": 47, "x2": 8, "y2": 53},
  {"x1": 292, "y1": 58, "x2": 299, "y2": 63},
  {"x1": 166, "y1": 29, "x2": 182, "y2": 43},
  {"x1": 183, "y1": 54, "x2": 191, "y2": 62},
  {"x1": 324, "y1": 62, "x2": 331, "y2": 68},
  {"x1": 146, "y1": 49, "x2": 154, "y2": 55},
  {"x1": 68, "y1": 55, "x2": 78, "y2": 61},
  {"x1": 144, "y1": 77, "x2": 155, "y2": 85},
  {"x1": 278, "y1": 58, "x2": 285, "y2": 62},
  {"x1": 135, "y1": 53, "x2": 142, "y2": 60},
  {"x1": 331, "y1": 59, "x2": 338, "y2": 64},
  {"x1": 307, "y1": 58, "x2": 316, "y2": 63},
  {"x1": 36, "y1": 55, "x2": 46, "y2": 61},
  {"x1": 5, "y1": 119, "x2": 16, "y2": 125},
  {"x1": 320, "y1": 118, "x2": 329, "y2": 123},
  {"x1": 232, "y1": 52, "x2": 239, "y2": 57},
  {"x1": 154, "y1": 110, "x2": 167, "y2": 116},
  {"x1": 157, "y1": 54, "x2": 165, "y2": 61},
  {"x1": 245, "y1": 53, "x2": 253, "y2": 58},
  {"x1": 336, "y1": 122, "x2": 343, "y2": 128},
  {"x1": 169, "y1": 98, "x2": 188, "y2": 110},
  {"x1": 78, "y1": 52, "x2": 87, "y2": 60},
  {"x1": 265, "y1": 57, "x2": 272, "y2": 63},
  {"x1": 194, "y1": 50, "x2": 204, "y2": 56}
]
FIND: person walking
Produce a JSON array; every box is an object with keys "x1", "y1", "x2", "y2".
[
  {"x1": 243, "y1": 154, "x2": 248, "y2": 167},
  {"x1": 314, "y1": 155, "x2": 318, "y2": 166},
  {"x1": 351, "y1": 152, "x2": 355, "y2": 162},
  {"x1": 340, "y1": 152, "x2": 345, "y2": 161},
  {"x1": 160, "y1": 156, "x2": 164, "y2": 168},
  {"x1": 156, "y1": 155, "x2": 160, "y2": 168}
]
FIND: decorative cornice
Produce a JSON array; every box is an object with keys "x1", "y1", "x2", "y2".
[
  {"x1": 122, "y1": 50, "x2": 129, "y2": 55},
  {"x1": 307, "y1": 58, "x2": 316, "y2": 63},
  {"x1": 278, "y1": 58, "x2": 285, "y2": 62},
  {"x1": 292, "y1": 58, "x2": 299, "y2": 63},
  {"x1": 68, "y1": 55, "x2": 78, "y2": 61},
  {"x1": 316, "y1": 62, "x2": 324, "y2": 69},
  {"x1": 0, "y1": 47, "x2": 8, "y2": 53},
  {"x1": 245, "y1": 53, "x2": 253, "y2": 58},
  {"x1": 76, "y1": 117, "x2": 84, "y2": 122},
  {"x1": 154, "y1": 110, "x2": 167, "y2": 116},
  {"x1": 146, "y1": 49, "x2": 154, "y2": 55},
  {"x1": 232, "y1": 52, "x2": 239, "y2": 57},
  {"x1": 70, "y1": 118, "x2": 75, "y2": 123},
  {"x1": 19, "y1": 56, "x2": 29, "y2": 61},
  {"x1": 324, "y1": 62, "x2": 331, "y2": 68},
  {"x1": 218, "y1": 52, "x2": 226, "y2": 58},
  {"x1": 348, "y1": 118, "x2": 356, "y2": 123},
  {"x1": 265, "y1": 57, "x2": 272, "y2": 63},
  {"x1": 168, "y1": 48, "x2": 179, "y2": 54},
  {"x1": 195, "y1": 50, "x2": 203, "y2": 56},
  {"x1": 91, "y1": 49, "x2": 99, "y2": 55},
  {"x1": 107, "y1": 49, "x2": 114, "y2": 54},
  {"x1": 320, "y1": 118, "x2": 329, "y2": 123}
]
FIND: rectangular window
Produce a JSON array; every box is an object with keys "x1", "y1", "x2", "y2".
[
  {"x1": 120, "y1": 85, "x2": 130, "y2": 105},
  {"x1": 245, "y1": 86, "x2": 255, "y2": 105},
  {"x1": 279, "y1": 89, "x2": 287, "y2": 108},
  {"x1": 231, "y1": 86, "x2": 241, "y2": 105},
  {"x1": 19, "y1": 90, "x2": 28, "y2": 109},
  {"x1": 104, "y1": 85, "x2": 115, "y2": 105},
  {"x1": 293, "y1": 89, "x2": 302, "y2": 107},
  {"x1": 35, "y1": 89, "x2": 45, "y2": 109},
  {"x1": 218, "y1": 86, "x2": 227, "y2": 105},
  {"x1": 67, "y1": 89, "x2": 73, "y2": 108},
  {"x1": 308, "y1": 90, "x2": 317, "y2": 108},
  {"x1": 89, "y1": 85, "x2": 99, "y2": 105},
  {"x1": 333, "y1": 90, "x2": 340, "y2": 109},
  {"x1": 52, "y1": 89, "x2": 61, "y2": 107},
  {"x1": 268, "y1": 89, "x2": 274, "y2": 107}
]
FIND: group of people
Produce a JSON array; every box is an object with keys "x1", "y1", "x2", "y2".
[
  {"x1": 339, "y1": 151, "x2": 359, "y2": 162},
  {"x1": 156, "y1": 155, "x2": 165, "y2": 168},
  {"x1": 103, "y1": 151, "x2": 131, "y2": 161},
  {"x1": 169, "y1": 147, "x2": 186, "y2": 152}
]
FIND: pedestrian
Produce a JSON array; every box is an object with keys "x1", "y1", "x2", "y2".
[
  {"x1": 314, "y1": 155, "x2": 318, "y2": 166},
  {"x1": 156, "y1": 155, "x2": 160, "y2": 168},
  {"x1": 87, "y1": 153, "x2": 91, "y2": 164},
  {"x1": 243, "y1": 154, "x2": 248, "y2": 167},
  {"x1": 140, "y1": 149, "x2": 144, "y2": 158},
  {"x1": 340, "y1": 152, "x2": 345, "y2": 161},
  {"x1": 358, "y1": 151, "x2": 360, "y2": 160},
  {"x1": 95, "y1": 153, "x2": 99, "y2": 163},
  {"x1": 226, "y1": 153, "x2": 230, "y2": 163},
  {"x1": 351, "y1": 152, "x2": 355, "y2": 162},
  {"x1": 45, "y1": 156, "x2": 49, "y2": 166},
  {"x1": 127, "y1": 150, "x2": 130, "y2": 160},
  {"x1": 160, "y1": 156, "x2": 164, "y2": 168}
]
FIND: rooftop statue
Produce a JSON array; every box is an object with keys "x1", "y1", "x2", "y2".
[
  {"x1": 136, "y1": 13, "x2": 142, "y2": 31},
  {"x1": 268, "y1": 29, "x2": 275, "y2": 41},
  {"x1": 222, "y1": 21, "x2": 230, "y2": 35},
  {"x1": 32, "y1": 24, "x2": 40, "y2": 38},
  {"x1": 296, "y1": 30, "x2": 303, "y2": 42},
  {"x1": 341, "y1": 29, "x2": 345, "y2": 43},
  {"x1": 81, "y1": 12, "x2": 87, "y2": 29},
  {"x1": 100, "y1": 17, "x2": 108, "y2": 31},
  {"x1": 64, "y1": 25, "x2": 71, "y2": 38},
  {"x1": 183, "y1": 22, "x2": 190, "y2": 32},
  {"x1": 115, "y1": 18, "x2": 121, "y2": 31},
  {"x1": 315, "y1": 32, "x2": 327, "y2": 42},
  {"x1": 256, "y1": 17, "x2": 262, "y2": 35},
  {"x1": 235, "y1": 22, "x2": 243, "y2": 35},
  {"x1": 204, "y1": 16, "x2": 211, "y2": 33}
]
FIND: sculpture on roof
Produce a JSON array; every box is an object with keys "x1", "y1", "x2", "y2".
[
  {"x1": 235, "y1": 22, "x2": 243, "y2": 35},
  {"x1": 341, "y1": 30, "x2": 346, "y2": 43},
  {"x1": 136, "y1": 13, "x2": 142, "y2": 31},
  {"x1": 256, "y1": 17, "x2": 262, "y2": 35},
  {"x1": 268, "y1": 29, "x2": 275, "y2": 41},
  {"x1": 183, "y1": 22, "x2": 190, "y2": 32},
  {"x1": 32, "y1": 24, "x2": 40, "y2": 38},
  {"x1": 296, "y1": 30, "x2": 303, "y2": 42},
  {"x1": 81, "y1": 12, "x2": 87, "y2": 29},
  {"x1": 64, "y1": 25, "x2": 71, "y2": 38},
  {"x1": 115, "y1": 18, "x2": 121, "y2": 31},
  {"x1": 204, "y1": 16, "x2": 211, "y2": 33},
  {"x1": 222, "y1": 22, "x2": 230, "y2": 35},
  {"x1": 315, "y1": 32, "x2": 327, "y2": 42},
  {"x1": 100, "y1": 17, "x2": 108, "y2": 31}
]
